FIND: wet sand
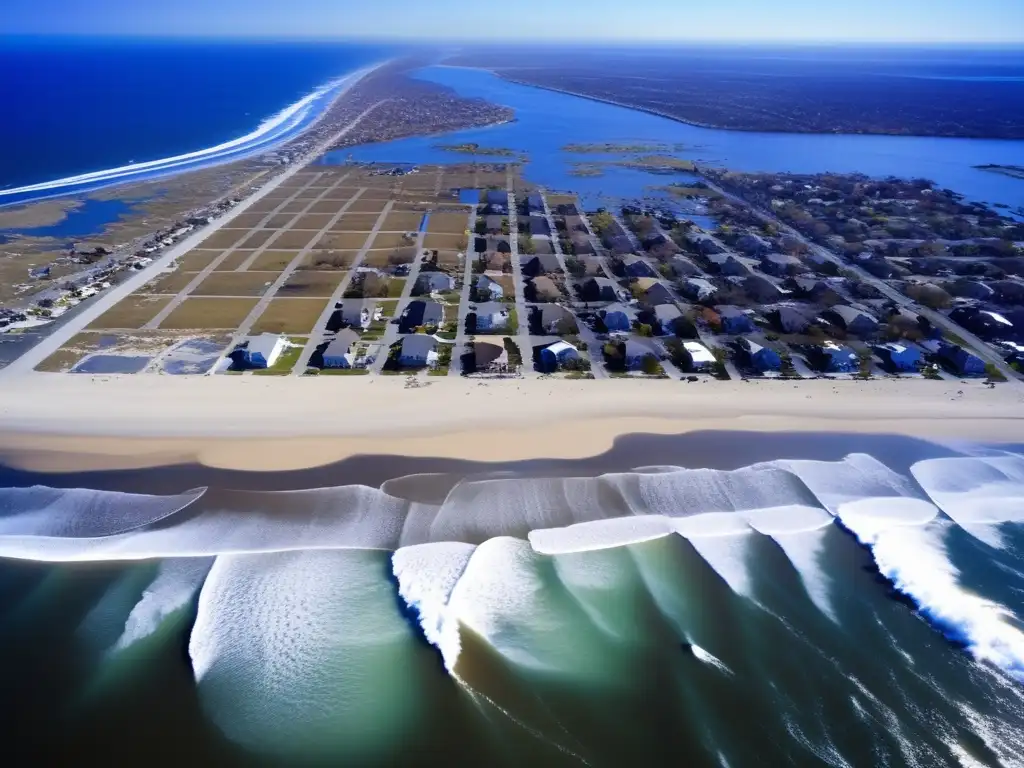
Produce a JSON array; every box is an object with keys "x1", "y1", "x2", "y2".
[{"x1": 0, "y1": 374, "x2": 1020, "y2": 474}]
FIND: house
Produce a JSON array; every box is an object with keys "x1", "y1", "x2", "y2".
[
  {"x1": 874, "y1": 342, "x2": 922, "y2": 372},
  {"x1": 470, "y1": 303, "x2": 511, "y2": 332},
  {"x1": 735, "y1": 233, "x2": 771, "y2": 256},
  {"x1": 527, "y1": 214, "x2": 551, "y2": 236},
  {"x1": 625, "y1": 338, "x2": 661, "y2": 370},
  {"x1": 950, "y1": 279, "x2": 995, "y2": 301},
  {"x1": 737, "y1": 338, "x2": 782, "y2": 372},
  {"x1": 950, "y1": 307, "x2": 1016, "y2": 340},
  {"x1": 622, "y1": 254, "x2": 658, "y2": 278},
  {"x1": 579, "y1": 276, "x2": 618, "y2": 302},
  {"x1": 990, "y1": 281, "x2": 1024, "y2": 306},
  {"x1": 399, "y1": 335, "x2": 440, "y2": 367},
  {"x1": 820, "y1": 341, "x2": 858, "y2": 373},
  {"x1": 472, "y1": 341, "x2": 510, "y2": 372},
  {"x1": 680, "y1": 278, "x2": 717, "y2": 301},
  {"x1": 823, "y1": 305, "x2": 879, "y2": 337},
  {"x1": 653, "y1": 304, "x2": 683, "y2": 335},
  {"x1": 525, "y1": 275, "x2": 561, "y2": 302},
  {"x1": 770, "y1": 303, "x2": 815, "y2": 333},
  {"x1": 605, "y1": 234, "x2": 635, "y2": 255},
  {"x1": 400, "y1": 300, "x2": 444, "y2": 332},
  {"x1": 244, "y1": 334, "x2": 287, "y2": 368},
  {"x1": 530, "y1": 304, "x2": 577, "y2": 335},
  {"x1": 322, "y1": 329, "x2": 361, "y2": 368},
  {"x1": 684, "y1": 341, "x2": 716, "y2": 371},
  {"x1": 539, "y1": 340, "x2": 579, "y2": 371},
  {"x1": 526, "y1": 193, "x2": 544, "y2": 213},
  {"x1": 600, "y1": 303, "x2": 633, "y2": 332},
  {"x1": 484, "y1": 215, "x2": 504, "y2": 234},
  {"x1": 669, "y1": 255, "x2": 701, "y2": 278},
  {"x1": 685, "y1": 232, "x2": 723, "y2": 255},
  {"x1": 786, "y1": 275, "x2": 830, "y2": 299},
  {"x1": 484, "y1": 189, "x2": 508, "y2": 214},
  {"x1": 743, "y1": 275, "x2": 786, "y2": 303},
  {"x1": 415, "y1": 271, "x2": 456, "y2": 294},
  {"x1": 937, "y1": 342, "x2": 986, "y2": 376},
  {"x1": 887, "y1": 307, "x2": 940, "y2": 340},
  {"x1": 717, "y1": 306, "x2": 755, "y2": 334},
  {"x1": 520, "y1": 253, "x2": 561, "y2": 277},
  {"x1": 476, "y1": 274, "x2": 504, "y2": 300},
  {"x1": 760, "y1": 253, "x2": 805, "y2": 277},
  {"x1": 640, "y1": 281, "x2": 677, "y2": 306},
  {"x1": 706, "y1": 253, "x2": 750, "y2": 276}
]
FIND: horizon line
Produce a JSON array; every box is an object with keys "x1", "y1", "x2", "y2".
[{"x1": 5, "y1": 32, "x2": 1024, "y2": 46}]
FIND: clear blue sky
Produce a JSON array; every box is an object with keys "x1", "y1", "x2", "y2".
[{"x1": 5, "y1": 0, "x2": 1024, "y2": 43}]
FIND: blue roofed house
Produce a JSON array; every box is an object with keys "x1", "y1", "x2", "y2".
[
  {"x1": 527, "y1": 193, "x2": 545, "y2": 213},
  {"x1": 738, "y1": 339, "x2": 782, "y2": 372},
  {"x1": 539, "y1": 340, "x2": 579, "y2": 371},
  {"x1": 680, "y1": 278, "x2": 717, "y2": 301},
  {"x1": 937, "y1": 342, "x2": 987, "y2": 376},
  {"x1": 399, "y1": 335, "x2": 440, "y2": 367},
  {"x1": 484, "y1": 189, "x2": 508, "y2": 214},
  {"x1": 875, "y1": 342, "x2": 922, "y2": 372},
  {"x1": 820, "y1": 341, "x2": 858, "y2": 373},
  {"x1": 600, "y1": 303, "x2": 633, "y2": 332},
  {"x1": 717, "y1": 306, "x2": 755, "y2": 334},
  {"x1": 415, "y1": 271, "x2": 456, "y2": 294}
]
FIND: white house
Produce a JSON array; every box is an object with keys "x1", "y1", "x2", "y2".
[
  {"x1": 245, "y1": 333, "x2": 287, "y2": 368},
  {"x1": 322, "y1": 330, "x2": 360, "y2": 368},
  {"x1": 684, "y1": 341, "x2": 716, "y2": 371}
]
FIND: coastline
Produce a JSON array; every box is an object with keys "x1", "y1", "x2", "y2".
[
  {"x1": 494, "y1": 73, "x2": 1024, "y2": 142},
  {"x1": 0, "y1": 376, "x2": 1019, "y2": 473}
]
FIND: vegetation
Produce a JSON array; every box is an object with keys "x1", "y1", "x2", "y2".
[
  {"x1": 503, "y1": 337, "x2": 523, "y2": 367},
  {"x1": 435, "y1": 143, "x2": 517, "y2": 157},
  {"x1": 520, "y1": 232, "x2": 536, "y2": 254},
  {"x1": 985, "y1": 363, "x2": 1007, "y2": 382},
  {"x1": 562, "y1": 143, "x2": 668, "y2": 154},
  {"x1": 589, "y1": 211, "x2": 616, "y2": 237},
  {"x1": 564, "y1": 256, "x2": 586, "y2": 278}
]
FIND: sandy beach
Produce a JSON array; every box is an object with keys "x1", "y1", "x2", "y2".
[{"x1": 0, "y1": 373, "x2": 1020, "y2": 473}]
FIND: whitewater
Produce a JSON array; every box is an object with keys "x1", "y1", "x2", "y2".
[
  {"x1": 3, "y1": 449, "x2": 1024, "y2": 765},
  {"x1": 0, "y1": 65, "x2": 377, "y2": 207}
]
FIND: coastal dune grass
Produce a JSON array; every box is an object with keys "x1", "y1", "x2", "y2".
[
  {"x1": 139, "y1": 271, "x2": 200, "y2": 295},
  {"x1": 251, "y1": 298, "x2": 330, "y2": 334},
  {"x1": 175, "y1": 249, "x2": 222, "y2": 272},
  {"x1": 428, "y1": 212, "x2": 472, "y2": 234},
  {"x1": 89, "y1": 296, "x2": 173, "y2": 330},
  {"x1": 331, "y1": 213, "x2": 381, "y2": 231}
]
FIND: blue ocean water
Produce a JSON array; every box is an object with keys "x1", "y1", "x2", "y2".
[{"x1": 0, "y1": 37, "x2": 392, "y2": 194}]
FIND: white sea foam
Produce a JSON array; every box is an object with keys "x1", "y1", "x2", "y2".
[
  {"x1": 190, "y1": 549, "x2": 419, "y2": 759},
  {"x1": 391, "y1": 542, "x2": 475, "y2": 668},
  {"x1": 111, "y1": 557, "x2": 214, "y2": 653},
  {"x1": 0, "y1": 67, "x2": 372, "y2": 203},
  {"x1": 0, "y1": 485, "x2": 204, "y2": 537},
  {"x1": 842, "y1": 513, "x2": 1024, "y2": 681},
  {"x1": 912, "y1": 456, "x2": 1024, "y2": 547},
  {"x1": 690, "y1": 643, "x2": 733, "y2": 675}
]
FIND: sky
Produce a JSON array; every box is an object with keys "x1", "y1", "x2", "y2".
[{"x1": 5, "y1": 0, "x2": 1024, "y2": 43}]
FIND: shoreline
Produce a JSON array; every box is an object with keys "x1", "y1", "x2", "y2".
[
  {"x1": 0, "y1": 64, "x2": 388, "y2": 209},
  {"x1": 494, "y1": 73, "x2": 1024, "y2": 143},
  {"x1": 0, "y1": 376, "x2": 1020, "y2": 473}
]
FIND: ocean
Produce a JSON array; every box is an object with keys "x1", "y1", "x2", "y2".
[
  {"x1": 0, "y1": 37, "x2": 392, "y2": 204},
  {"x1": 1, "y1": 431, "x2": 1023, "y2": 766}
]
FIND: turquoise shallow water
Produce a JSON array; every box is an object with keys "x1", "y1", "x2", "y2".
[
  {"x1": 328, "y1": 65, "x2": 1024, "y2": 212},
  {"x1": 0, "y1": 433, "x2": 1023, "y2": 766}
]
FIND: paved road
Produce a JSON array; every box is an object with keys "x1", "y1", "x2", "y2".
[
  {"x1": 293, "y1": 198, "x2": 396, "y2": 375},
  {"x1": 506, "y1": 177, "x2": 536, "y2": 379},
  {"x1": 448, "y1": 204, "x2": 480, "y2": 377},
  {"x1": 0, "y1": 97, "x2": 388, "y2": 379},
  {"x1": 702, "y1": 178, "x2": 1023, "y2": 386}
]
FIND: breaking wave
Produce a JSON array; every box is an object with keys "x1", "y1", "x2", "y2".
[
  {"x1": 2, "y1": 447, "x2": 1024, "y2": 763},
  {"x1": 0, "y1": 66, "x2": 375, "y2": 205}
]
